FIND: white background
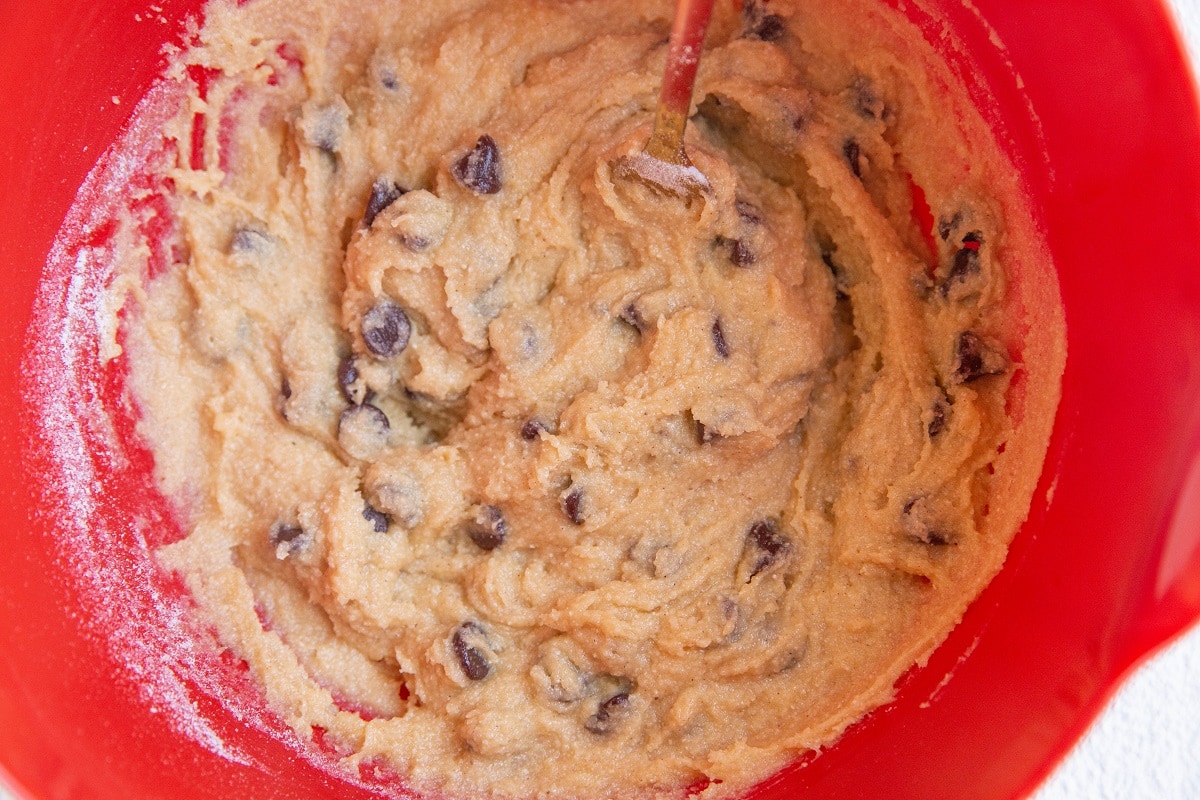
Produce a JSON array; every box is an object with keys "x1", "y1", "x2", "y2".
[{"x1": 2, "y1": 2, "x2": 1198, "y2": 799}]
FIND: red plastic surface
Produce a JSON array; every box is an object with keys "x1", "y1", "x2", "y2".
[{"x1": 1, "y1": 1, "x2": 1199, "y2": 799}]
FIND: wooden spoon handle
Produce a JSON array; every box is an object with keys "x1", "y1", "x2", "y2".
[{"x1": 645, "y1": 0, "x2": 716, "y2": 165}]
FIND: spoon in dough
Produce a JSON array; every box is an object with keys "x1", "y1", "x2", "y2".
[{"x1": 619, "y1": 0, "x2": 716, "y2": 194}]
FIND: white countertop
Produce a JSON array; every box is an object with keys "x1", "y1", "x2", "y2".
[{"x1": 1032, "y1": 625, "x2": 1200, "y2": 799}]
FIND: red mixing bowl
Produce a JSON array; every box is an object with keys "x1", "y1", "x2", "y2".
[{"x1": 1, "y1": 1, "x2": 1199, "y2": 799}]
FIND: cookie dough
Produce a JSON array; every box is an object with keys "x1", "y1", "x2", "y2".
[{"x1": 119, "y1": 0, "x2": 1065, "y2": 797}]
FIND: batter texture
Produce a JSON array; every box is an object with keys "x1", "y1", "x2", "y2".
[{"x1": 121, "y1": 0, "x2": 1065, "y2": 796}]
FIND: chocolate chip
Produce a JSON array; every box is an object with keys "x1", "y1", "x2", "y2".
[
  {"x1": 712, "y1": 317, "x2": 730, "y2": 359},
  {"x1": 941, "y1": 248, "x2": 980, "y2": 297},
  {"x1": 338, "y1": 403, "x2": 391, "y2": 458},
  {"x1": 363, "y1": 179, "x2": 407, "y2": 228},
  {"x1": 451, "y1": 622, "x2": 492, "y2": 681},
  {"x1": 520, "y1": 419, "x2": 550, "y2": 441},
  {"x1": 928, "y1": 396, "x2": 948, "y2": 438},
  {"x1": 743, "y1": 2, "x2": 786, "y2": 42},
  {"x1": 952, "y1": 331, "x2": 1006, "y2": 384},
  {"x1": 940, "y1": 233, "x2": 985, "y2": 298},
  {"x1": 280, "y1": 377, "x2": 292, "y2": 400},
  {"x1": 562, "y1": 487, "x2": 585, "y2": 525},
  {"x1": 452, "y1": 134, "x2": 502, "y2": 195},
  {"x1": 844, "y1": 139, "x2": 863, "y2": 179},
  {"x1": 306, "y1": 105, "x2": 347, "y2": 157},
  {"x1": 379, "y1": 71, "x2": 399, "y2": 91},
  {"x1": 715, "y1": 236, "x2": 755, "y2": 267},
  {"x1": 731, "y1": 239, "x2": 755, "y2": 267},
  {"x1": 619, "y1": 303, "x2": 649, "y2": 333},
  {"x1": 584, "y1": 691, "x2": 632, "y2": 735},
  {"x1": 464, "y1": 505, "x2": 508, "y2": 551},
  {"x1": 271, "y1": 523, "x2": 305, "y2": 546},
  {"x1": 337, "y1": 355, "x2": 371, "y2": 405},
  {"x1": 754, "y1": 14, "x2": 786, "y2": 41},
  {"x1": 917, "y1": 529, "x2": 954, "y2": 546},
  {"x1": 902, "y1": 498, "x2": 955, "y2": 546},
  {"x1": 361, "y1": 301, "x2": 411, "y2": 357},
  {"x1": 938, "y1": 211, "x2": 964, "y2": 241},
  {"x1": 340, "y1": 402, "x2": 389, "y2": 432},
  {"x1": 270, "y1": 522, "x2": 309, "y2": 558},
  {"x1": 400, "y1": 234, "x2": 431, "y2": 252},
  {"x1": 363, "y1": 502, "x2": 391, "y2": 533},
  {"x1": 231, "y1": 227, "x2": 270, "y2": 253},
  {"x1": 853, "y1": 77, "x2": 886, "y2": 120},
  {"x1": 735, "y1": 199, "x2": 763, "y2": 225},
  {"x1": 741, "y1": 519, "x2": 790, "y2": 581}
]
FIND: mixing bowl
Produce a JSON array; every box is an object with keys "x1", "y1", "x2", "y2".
[{"x1": 1, "y1": 1, "x2": 1199, "y2": 798}]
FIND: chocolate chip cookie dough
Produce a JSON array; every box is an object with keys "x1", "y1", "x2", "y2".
[{"x1": 120, "y1": 0, "x2": 1065, "y2": 796}]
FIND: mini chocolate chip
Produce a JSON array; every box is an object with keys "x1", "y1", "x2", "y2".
[
  {"x1": 754, "y1": 14, "x2": 786, "y2": 41},
  {"x1": 735, "y1": 199, "x2": 763, "y2": 225},
  {"x1": 844, "y1": 139, "x2": 863, "y2": 179},
  {"x1": 379, "y1": 71, "x2": 399, "y2": 91},
  {"x1": 231, "y1": 227, "x2": 270, "y2": 253},
  {"x1": 307, "y1": 105, "x2": 346, "y2": 157},
  {"x1": 336, "y1": 355, "x2": 368, "y2": 405},
  {"x1": 338, "y1": 403, "x2": 391, "y2": 457},
  {"x1": 362, "y1": 300, "x2": 411, "y2": 357},
  {"x1": 941, "y1": 233, "x2": 984, "y2": 297},
  {"x1": 270, "y1": 522, "x2": 309, "y2": 558},
  {"x1": 853, "y1": 77, "x2": 885, "y2": 120},
  {"x1": 938, "y1": 211, "x2": 964, "y2": 241},
  {"x1": 743, "y1": 2, "x2": 786, "y2": 42},
  {"x1": 928, "y1": 397, "x2": 948, "y2": 438},
  {"x1": 270, "y1": 523, "x2": 304, "y2": 546},
  {"x1": 742, "y1": 519, "x2": 791, "y2": 581},
  {"x1": 585, "y1": 692, "x2": 631, "y2": 735},
  {"x1": 619, "y1": 303, "x2": 648, "y2": 333},
  {"x1": 363, "y1": 179, "x2": 407, "y2": 228},
  {"x1": 452, "y1": 622, "x2": 492, "y2": 681},
  {"x1": 452, "y1": 134, "x2": 502, "y2": 195},
  {"x1": 952, "y1": 331, "x2": 1006, "y2": 383},
  {"x1": 716, "y1": 236, "x2": 755, "y2": 267},
  {"x1": 731, "y1": 239, "x2": 756, "y2": 267},
  {"x1": 563, "y1": 487, "x2": 585, "y2": 525},
  {"x1": 465, "y1": 505, "x2": 508, "y2": 550},
  {"x1": 902, "y1": 499, "x2": 955, "y2": 546},
  {"x1": 940, "y1": 247, "x2": 980, "y2": 297},
  {"x1": 712, "y1": 317, "x2": 731, "y2": 359},
  {"x1": 280, "y1": 377, "x2": 292, "y2": 400},
  {"x1": 520, "y1": 419, "x2": 550, "y2": 441},
  {"x1": 363, "y1": 502, "x2": 391, "y2": 533},
  {"x1": 919, "y1": 529, "x2": 954, "y2": 546},
  {"x1": 400, "y1": 234, "x2": 430, "y2": 252}
]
